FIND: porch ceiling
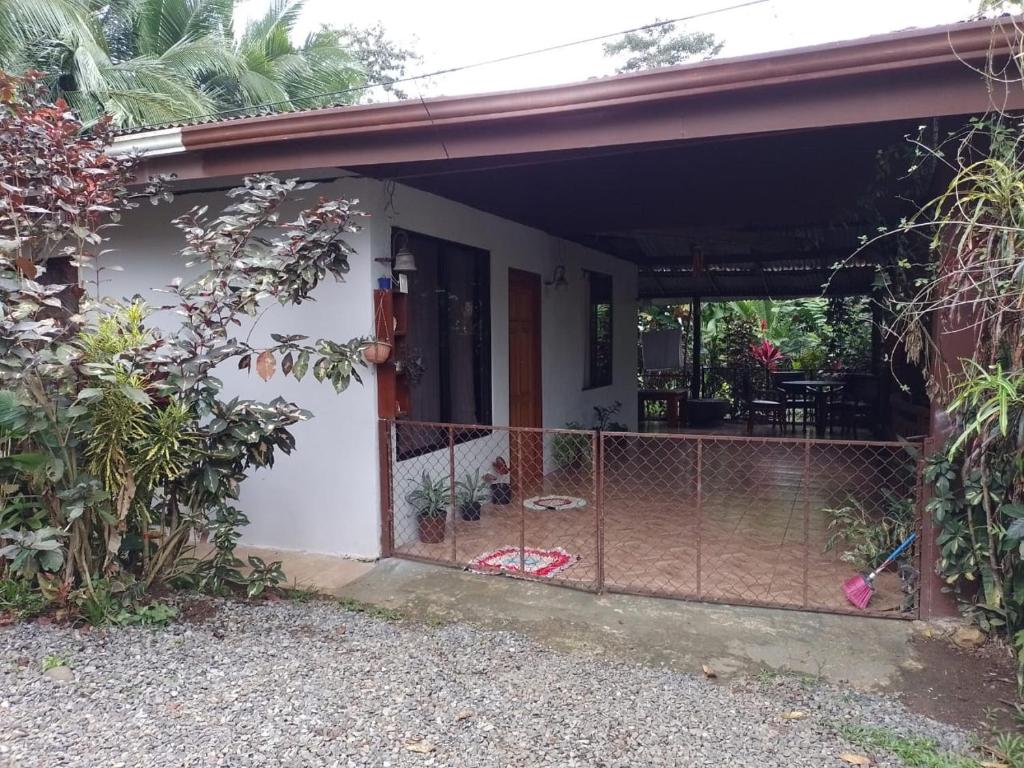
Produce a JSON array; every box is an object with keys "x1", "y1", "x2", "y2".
[{"x1": 357, "y1": 119, "x2": 948, "y2": 300}]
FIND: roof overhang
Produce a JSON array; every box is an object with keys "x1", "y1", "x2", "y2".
[{"x1": 112, "y1": 18, "x2": 1024, "y2": 183}]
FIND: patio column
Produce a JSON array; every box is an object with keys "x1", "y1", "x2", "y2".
[{"x1": 690, "y1": 297, "x2": 702, "y2": 399}]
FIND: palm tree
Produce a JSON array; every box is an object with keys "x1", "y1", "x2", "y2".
[{"x1": 0, "y1": 0, "x2": 365, "y2": 128}]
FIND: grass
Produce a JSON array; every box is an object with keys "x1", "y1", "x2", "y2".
[
  {"x1": 0, "y1": 578, "x2": 47, "y2": 620},
  {"x1": 836, "y1": 724, "x2": 982, "y2": 768},
  {"x1": 754, "y1": 665, "x2": 822, "y2": 689},
  {"x1": 335, "y1": 597, "x2": 405, "y2": 622},
  {"x1": 40, "y1": 654, "x2": 68, "y2": 672}
]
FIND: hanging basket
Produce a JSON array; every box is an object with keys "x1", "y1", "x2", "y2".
[{"x1": 362, "y1": 340, "x2": 393, "y2": 364}]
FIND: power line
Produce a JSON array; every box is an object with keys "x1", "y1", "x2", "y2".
[{"x1": 131, "y1": 0, "x2": 770, "y2": 131}]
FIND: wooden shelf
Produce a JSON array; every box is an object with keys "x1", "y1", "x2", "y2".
[{"x1": 374, "y1": 288, "x2": 410, "y2": 420}]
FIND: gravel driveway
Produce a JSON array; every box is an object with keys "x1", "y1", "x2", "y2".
[{"x1": 1, "y1": 598, "x2": 968, "y2": 767}]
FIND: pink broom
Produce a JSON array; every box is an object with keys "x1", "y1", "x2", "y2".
[{"x1": 842, "y1": 532, "x2": 917, "y2": 609}]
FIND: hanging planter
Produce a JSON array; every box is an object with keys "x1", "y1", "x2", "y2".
[
  {"x1": 364, "y1": 290, "x2": 394, "y2": 364},
  {"x1": 362, "y1": 339, "x2": 392, "y2": 364}
]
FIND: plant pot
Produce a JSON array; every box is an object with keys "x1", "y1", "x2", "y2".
[
  {"x1": 417, "y1": 513, "x2": 446, "y2": 544},
  {"x1": 460, "y1": 501, "x2": 482, "y2": 521},
  {"x1": 491, "y1": 482, "x2": 512, "y2": 505},
  {"x1": 362, "y1": 340, "x2": 392, "y2": 365},
  {"x1": 377, "y1": 276, "x2": 392, "y2": 290}
]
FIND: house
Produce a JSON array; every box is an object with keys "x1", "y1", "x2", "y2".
[{"x1": 107, "y1": 17, "x2": 1022, "y2": 619}]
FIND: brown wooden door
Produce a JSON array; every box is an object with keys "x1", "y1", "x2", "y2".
[{"x1": 508, "y1": 269, "x2": 543, "y2": 492}]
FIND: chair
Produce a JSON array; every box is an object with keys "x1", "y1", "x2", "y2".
[
  {"x1": 772, "y1": 372, "x2": 813, "y2": 433},
  {"x1": 740, "y1": 371, "x2": 786, "y2": 435},
  {"x1": 834, "y1": 373, "x2": 879, "y2": 438}
]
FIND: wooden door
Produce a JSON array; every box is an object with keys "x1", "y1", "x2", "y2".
[{"x1": 508, "y1": 269, "x2": 543, "y2": 491}]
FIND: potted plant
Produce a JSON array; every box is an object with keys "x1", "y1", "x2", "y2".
[
  {"x1": 552, "y1": 423, "x2": 591, "y2": 469},
  {"x1": 483, "y1": 457, "x2": 512, "y2": 505},
  {"x1": 405, "y1": 471, "x2": 450, "y2": 543},
  {"x1": 455, "y1": 470, "x2": 489, "y2": 521}
]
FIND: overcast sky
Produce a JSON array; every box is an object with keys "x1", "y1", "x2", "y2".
[{"x1": 237, "y1": 0, "x2": 981, "y2": 100}]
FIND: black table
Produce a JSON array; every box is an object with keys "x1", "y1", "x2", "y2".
[{"x1": 779, "y1": 380, "x2": 844, "y2": 438}]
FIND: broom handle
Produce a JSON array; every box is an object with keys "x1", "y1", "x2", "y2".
[{"x1": 868, "y1": 532, "x2": 917, "y2": 580}]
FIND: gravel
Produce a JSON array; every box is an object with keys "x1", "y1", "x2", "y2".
[{"x1": 0, "y1": 598, "x2": 971, "y2": 767}]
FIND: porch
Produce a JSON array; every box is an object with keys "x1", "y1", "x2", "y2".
[{"x1": 384, "y1": 421, "x2": 922, "y2": 618}]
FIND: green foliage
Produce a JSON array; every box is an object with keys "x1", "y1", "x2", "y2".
[
  {"x1": 825, "y1": 493, "x2": 915, "y2": 570},
  {"x1": 455, "y1": 471, "x2": 490, "y2": 506},
  {"x1": 836, "y1": 723, "x2": 982, "y2": 768},
  {"x1": 40, "y1": 654, "x2": 68, "y2": 672},
  {"x1": 0, "y1": 76, "x2": 363, "y2": 616},
  {"x1": 406, "y1": 472, "x2": 450, "y2": 518},
  {"x1": 602, "y1": 20, "x2": 721, "y2": 73},
  {"x1": 0, "y1": 577, "x2": 46, "y2": 619},
  {"x1": 245, "y1": 556, "x2": 286, "y2": 599},
  {"x1": 0, "y1": 0, "x2": 419, "y2": 127},
  {"x1": 552, "y1": 424, "x2": 592, "y2": 469}
]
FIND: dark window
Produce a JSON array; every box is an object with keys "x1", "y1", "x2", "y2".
[
  {"x1": 586, "y1": 272, "x2": 613, "y2": 389},
  {"x1": 397, "y1": 229, "x2": 491, "y2": 458}
]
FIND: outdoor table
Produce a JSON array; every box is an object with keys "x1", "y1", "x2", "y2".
[{"x1": 779, "y1": 380, "x2": 844, "y2": 438}]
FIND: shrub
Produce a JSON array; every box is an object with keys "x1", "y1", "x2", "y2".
[{"x1": 0, "y1": 71, "x2": 366, "y2": 618}]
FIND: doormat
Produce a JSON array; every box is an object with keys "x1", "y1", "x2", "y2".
[
  {"x1": 523, "y1": 495, "x2": 587, "y2": 511},
  {"x1": 468, "y1": 546, "x2": 579, "y2": 578}
]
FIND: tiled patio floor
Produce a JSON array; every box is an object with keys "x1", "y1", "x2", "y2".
[{"x1": 391, "y1": 432, "x2": 916, "y2": 616}]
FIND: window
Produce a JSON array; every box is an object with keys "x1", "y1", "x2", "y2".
[
  {"x1": 586, "y1": 272, "x2": 613, "y2": 389},
  {"x1": 397, "y1": 229, "x2": 491, "y2": 457}
]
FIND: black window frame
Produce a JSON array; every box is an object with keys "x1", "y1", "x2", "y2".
[
  {"x1": 585, "y1": 271, "x2": 614, "y2": 390},
  {"x1": 394, "y1": 228, "x2": 492, "y2": 460}
]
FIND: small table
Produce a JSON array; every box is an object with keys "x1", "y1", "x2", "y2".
[{"x1": 780, "y1": 380, "x2": 844, "y2": 438}]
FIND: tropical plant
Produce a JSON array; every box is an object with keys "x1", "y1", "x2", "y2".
[
  {"x1": 552, "y1": 423, "x2": 591, "y2": 469},
  {"x1": 862, "y1": 20, "x2": 1024, "y2": 693},
  {"x1": 406, "y1": 471, "x2": 450, "y2": 518},
  {"x1": 824, "y1": 492, "x2": 915, "y2": 570},
  {"x1": 0, "y1": 72, "x2": 367, "y2": 618},
  {"x1": 750, "y1": 338, "x2": 784, "y2": 373},
  {"x1": 455, "y1": 471, "x2": 489, "y2": 507},
  {"x1": 0, "y1": 0, "x2": 416, "y2": 128}
]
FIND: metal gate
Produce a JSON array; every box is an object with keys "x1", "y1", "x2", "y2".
[{"x1": 380, "y1": 419, "x2": 922, "y2": 618}]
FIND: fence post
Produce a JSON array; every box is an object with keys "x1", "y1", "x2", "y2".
[
  {"x1": 802, "y1": 440, "x2": 811, "y2": 608},
  {"x1": 516, "y1": 430, "x2": 526, "y2": 574},
  {"x1": 594, "y1": 430, "x2": 605, "y2": 593},
  {"x1": 378, "y1": 419, "x2": 393, "y2": 558},
  {"x1": 448, "y1": 425, "x2": 457, "y2": 565},
  {"x1": 695, "y1": 437, "x2": 703, "y2": 599}
]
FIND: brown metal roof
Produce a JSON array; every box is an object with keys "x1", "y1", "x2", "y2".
[{"x1": 129, "y1": 16, "x2": 1021, "y2": 183}]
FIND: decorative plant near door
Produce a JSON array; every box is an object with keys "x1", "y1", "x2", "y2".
[
  {"x1": 483, "y1": 457, "x2": 513, "y2": 504},
  {"x1": 455, "y1": 470, "x2": 489, "y2": 521},
  {"x1": 0, "y1": 72, "x2": 369, "y2": 618},
  {"x1": 406, "y1": 471, "x2": 450, "y2": 543}
]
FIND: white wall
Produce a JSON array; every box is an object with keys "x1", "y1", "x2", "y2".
[
  {"x1": 102, "y1": 178, "x2": 383, "y2": 559},
  {"x1": 360, "y1": 181, "x2": 639, "y2": 432},
  {"x1": 103, "y1": 173, "x2": 637, "y2": 560}
]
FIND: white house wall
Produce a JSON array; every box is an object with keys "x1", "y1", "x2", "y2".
[
  {"x1": 361, "y1": 181, "x2": 638, "y2": 547},
  {"x1": 101, "y1": 178, "x2": 382, "y2": 559},
  {"x1": 103, "y1": 173, "x2": 637, "y2": 560}
]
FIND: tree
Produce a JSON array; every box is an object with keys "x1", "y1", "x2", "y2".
[
  {"x1": 602, "y1": 20, "x2": 722, "y2": 74},
  {"x1": 339, "y1": 22, "x2": 421, "y2": 100},
  {"x1": 0, "y1": 0, "x2": 416, "y2": 128}
]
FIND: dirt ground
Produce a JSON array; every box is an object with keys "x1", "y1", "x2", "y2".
[{"x1": 897, "y1": 634, "x2": 1021, "y2": 735}]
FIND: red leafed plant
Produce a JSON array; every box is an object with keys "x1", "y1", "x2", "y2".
[
  {"x1": 483, "y1": 456, "x2": 510, "y2": 483},
  {"x1": 750, "y1": 338, "x2": 784, "y2": 372}
]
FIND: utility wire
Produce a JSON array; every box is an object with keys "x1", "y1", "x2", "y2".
[{"x1": 131, "y1": 0, "x2": 770, "y2": 131}]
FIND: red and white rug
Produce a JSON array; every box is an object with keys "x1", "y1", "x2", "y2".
[{"x1": 468, "y1": 546, "x2": 579, "y2": 578}]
